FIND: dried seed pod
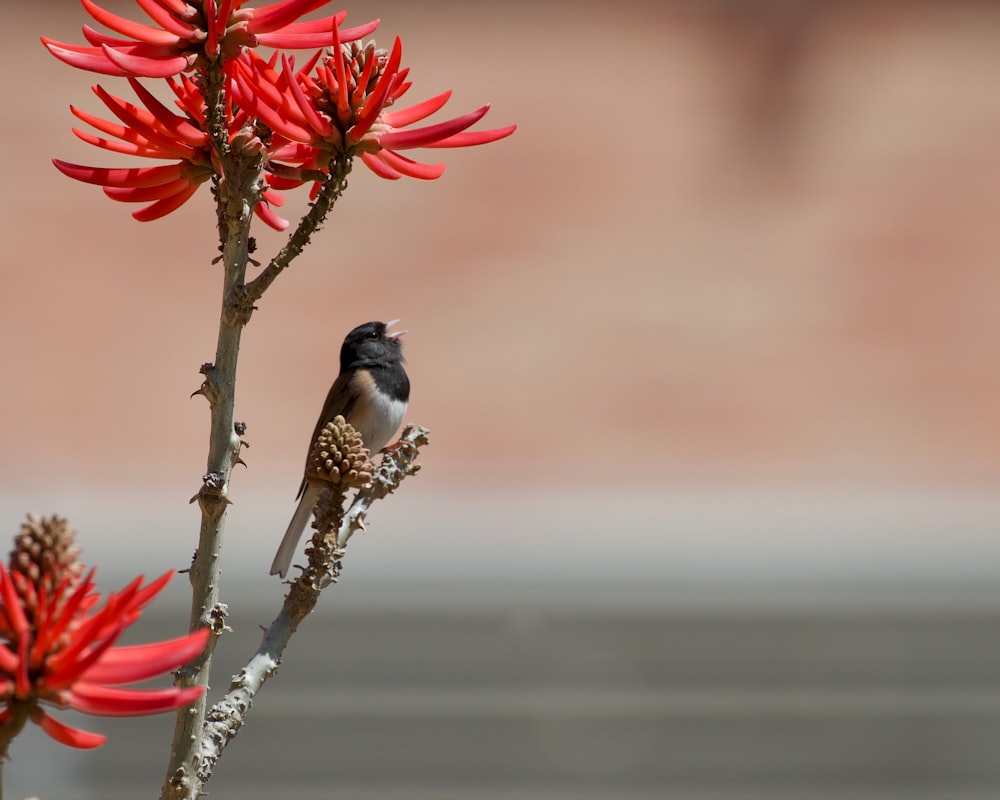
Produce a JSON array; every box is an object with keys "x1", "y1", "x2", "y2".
[
  {"x1": 10, "y1": 514, "x2": 84, "y2": 593},
  {"x1": 305, "y1": 415, "x2": 373, "y2": 488}
]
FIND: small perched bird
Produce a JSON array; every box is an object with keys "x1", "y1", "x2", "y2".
[{"x1": 270, "y1": 320, "x2": 410, "y2": 578}]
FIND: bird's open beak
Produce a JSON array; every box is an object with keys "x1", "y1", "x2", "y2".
[{"x1": 385, "y1": 319, "x2": 407, "y2": 339}]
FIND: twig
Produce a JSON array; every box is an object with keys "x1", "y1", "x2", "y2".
[
  {"x1": 193, "y1": 425, "x2": 427, "y2": 784},
  {"x1": 160, "y1": 62, "x2": 262, "y2": 800},
  {"x1": 240, "y1": 156, "x2": 352, "y2": 308}
]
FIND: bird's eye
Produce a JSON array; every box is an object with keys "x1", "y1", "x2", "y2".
[{"x1": 368, "y1": 330, "x2": 380, "y2": 340}]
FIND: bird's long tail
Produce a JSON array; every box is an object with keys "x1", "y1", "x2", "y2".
[{"x1": 270, "y1": 483, "x2": 321, "y2": 578}]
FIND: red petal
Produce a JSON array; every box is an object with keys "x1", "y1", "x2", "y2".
[
  {"x1": 261, "y1": 188, "x2": 285, "y2": 207},
  {"x1": 72, "y1": 104, "x2": 154, "y2": 145},
  {"x1": 338, "y1": 18, "x2": 380, "y2": 42},
  {"x1": 378, "y1": 104, "x2": 489, "y2": 150},
  {"x1": 41, "y1": 39, "x2": 126, "y2": 76},
  {"x1": 43, "y1": 622, "x2": 127, "y2": 690},
  {"x1": 264, "y1": 171, "x2": 306, "y2": 190},
  {"x1": 132, "y1": 0, "x2": 200, "y2": 38},
  {"x1": 205, "y1": 0, "x2": 220, "y2": 56},
  {"x1": 245, "y1": 88, "x2": 315, "y2": 144},
  {"x1": 254, "y1": 201, "x2": 291, "y2": 231},
  {"x1": 81, "y1": 26, "x2": 130, "y2": 47},
  {"x1": 126, "y1": 77, "x2": 208, "y2": 147},
  {"x1": 72, "y1": 130, "x2": 190, "y2": 159},
  {"x1": 69, "y1": 683, "x2": 204, "y2": 716},
  {"x1": 331, "y1": 22, "x2": 349, "y2": 116},
  {"x1": 0, "y1": 641, "x2": 18, "y2": 674},
  {"x1": 101, "y1": 44, "x2": 194, "y2": 78},
  {"x1": 0, "y1": 567, "x2": 29, "y2": 638},
  {"x1": 104, "y1": 178, "x2": 196, "y2": 202},
  {"x1": 82, "y1": 628, "x2": 209, "y2": 684},
  {"x1": 132, "y1": 182, "x2": 200, "y2": 220},
  {"x1": 381, "y1": 91, "x2": 451, "y2": 128},
  {"x1": 348, "y1": 71, "x2": 399, "y2": 143},
  {"x1": 377, "y1": 149, "x2": 445, "y2": 180},
  {"x1": 255, "y1": 17, "x2": 378, "y2": 49},
  {"x1": 424, "y1": 123, "x2": 517, "y2": 149},
  {"x1": 255, "y1": 14, "x2": 354, "y2": 34},
  {"x1": 360, "y1": 150, "x2": 401, "y2": 180},
  {"x1": 150, "y1": 0, "x2": 192, "y2": 15},
  {"x1": 52, "y1": 159, "x2": 186, "y2": 187},
  {"x1": 248, "y1": 0, "x2": 336, "y2": 34},
  {"x1": 282, "y1": 53, "x2": 332, "y2": 137},
  {"x1": 355, "y1": 36, "x2": 401, "y2": 123},
  {"x1": 120, "y1": 570, "x2": 174, "y2": 612},
  {"x1": 81, "y1": 0, "x2": 184, "y2": 45},
  {"x1": 31, "y1": 708, "x2": 106, "y2": 749}
]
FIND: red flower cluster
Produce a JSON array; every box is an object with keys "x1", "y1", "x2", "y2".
[
  {"x1": 233, "y1": 35, "x2": 515, "y2": 184},
  {"x1": 45, "y1": 0, "x2": 515, "y2": 225},
  {"x1": 43, "y1": 0, "x2": 378, "y2": 77},
  {"x1": 53, "y1": 74, "x2": 289, "y2": 228},
  {"x1": 0, "y1": 517, "x2": 207, "y2": 750}
]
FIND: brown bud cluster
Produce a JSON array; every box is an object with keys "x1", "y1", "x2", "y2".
[
  {"x1": 10, "y1": 514, "x2": 83, "y2": 588},
  {"x1": 305, "y1": 415, "x2": 373, "y2": 489}
]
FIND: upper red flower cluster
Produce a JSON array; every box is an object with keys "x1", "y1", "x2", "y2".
[
  {"x1": 0, "y1": 560, "x2": 207, "y2": 749},
  {"x1": 45, "y1": 0, "x2": 515, "y2": 226},
  {"x1": 43, "y1": 0, "x2": 378, "y2": 77}
]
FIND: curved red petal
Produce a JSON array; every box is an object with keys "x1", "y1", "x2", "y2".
[
  {"x1": 101, "y1": 44, "x2": 193, "y2": 78},
  {"x1": 31, "y1": 708, "x2": 106, "y2": 749},
  {"x1": 43, "y1": 622, "x2": 127, "y2": 691},
  {"x1": 69, "y1": 683, "x2": 204, "y2": 716},
  {"x1": 264, "y1": 170, "x2": 306, "y2": 190},
  {"x1": 82, "y1": 628, "x2": 209, "y2": 684},
  {"x1": 81, "y1": 0, "x2": 184, "y2": 46},
  {"x1": 255, "y1": 14, "x2": 350, "y2": 34},
  {"x1": 149, "y1": 0, "x2": 191, "y2": 15},
  {"x1": 41, "y1": 39, "x2": 126, "y2": 76},
  {"x1": 0, "y1": 641, "x2": 18, "y2": 674},
  {"x1": 83, "y1": 25, "x2": 140, "y2": 47},
  {"x1": 132, "y1": 0, "x2": 200, "y2": 38},
  {"x1": 360, "y1": 150, "x2": 401, "y2": 180},
  {"x1": 72, "y1": 104, "x2": 153, "y2": 145},
  {"x1": 73, "y1": 130, "x2": 192, "y2": 159},
  {"x1": 52, "y1": 159, "x2": 186, "y2": 188},
  {"x1": 104, "y1": 177, "x2": 195, "y2": 202},
  {"x1": 338, "y1": 18, "x2": 380, "y2": 42},
  {"x1": 132, "y1": 182, "x2": 201, "y2": 220},
  {"x1": 424, "y1": 123, "x2": 517, "y2": 149},
  {"x1": 126, "y1": 77, "x2": 208, "y2": 147},
  {"x1": 355, "y1": 36, "x2": 401, "y2": 121},
  {"x1": 123, "y1": 570, "x2": 174, "y2": 612},
  {"x1": 381, "y1": 90, "x2": 451, "y2": 128},
  {"x1": 254, "y1": 200, "x2": 291, "y2": 231},
  {"x1": 251, "y1": 94, "x2": 316, "y2": 144},
  {"x1": 261, "y1": 187, "x2": 285, "y2": 207},
  {"x1": 283, "y1": 55, "x2": 332, "y2": 138},
  {"x1": 0, "y1": 567, "x2": 29, "y2": 638},
  {"x1": 255, "y1": 19, "x2": 377, "y2": 49},
  {"x1": 349, "y1": 72, "x2": 398, "y2": 143},
  {"x1": 377, "y1": 149, "x2": 445, "y2": 180},
  {"x1": 247, "y1": 0, "x2": 336, "y2": 34},
  {"x1": 378, "y1": 104, "x2": 489, "y2": 151}
]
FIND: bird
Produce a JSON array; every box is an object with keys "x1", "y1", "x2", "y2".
[{"x1": 270, "y1": 320, "x2": 410, "y2": 578}]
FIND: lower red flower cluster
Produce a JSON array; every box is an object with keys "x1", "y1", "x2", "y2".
[{"x1": 0, "y1": 517, "x2": 207, "y2": 749}]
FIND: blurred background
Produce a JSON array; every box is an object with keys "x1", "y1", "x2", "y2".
[{"x1": 2, "y1": 0, "x2": 1000, "y2": 797}]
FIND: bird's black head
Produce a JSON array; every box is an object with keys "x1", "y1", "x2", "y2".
[{"x1": 340, "y1": 320, "x2": 406, "y2": 370}]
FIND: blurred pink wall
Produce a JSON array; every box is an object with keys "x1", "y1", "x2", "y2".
[{"x1": 3, "y1": 0, "x2": 1000, "y2": 496}]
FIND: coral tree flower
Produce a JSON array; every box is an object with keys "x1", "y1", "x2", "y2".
[
  {"x1": 53, "y1": 75, "x2": 288, "y2": 228},
  {"x1": 0, "y1": 516, "x2": 208, "y2": 750},
  {"x1": 42, "y1": 0, "x2": 378, "y2": 78},
  {"x1": 232, "y1": 32, "x2": 516, "y2": 183}
]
